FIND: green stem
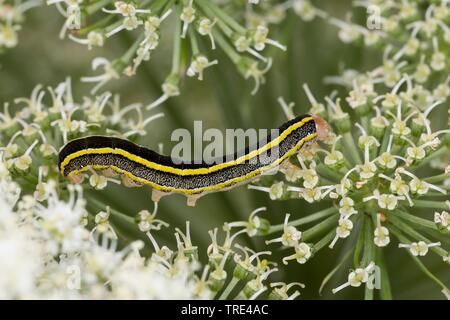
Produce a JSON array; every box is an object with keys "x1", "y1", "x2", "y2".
[
  {"x1": 353, "y1": 219, "x2": 365, "y2": 268},
  {"x1": 379, "y1": 128, "x2": 391, "y2": 155},
  {"x1": 410, "y1": 147, "x2": 448, "y2": 171},
  {"x1": 153, "y1": 0, "x2": 172, "y2": 14},
  {"x1": 195, "y1": 0, "x2": 233, "y2": 37},
  {"x1": 313, "y1": 229, "x2": 336, "y2": 251},
  {"x1": 343, "y1": 132, "x2": 362, "y2": 164},
  {"x1": 171, "y1": 5, "x2": 183, "y2": 74},
  {"x1": 361, "y1": 115, "x2": 369, "y2": 132},
  {"x1": 197, "y1": 0, "x2": 246, "y2": 34},
  {"x1": 89, "y1": 197, "x2": 135, "y2": 225},
  {"x1": 390, "y1": 226, "x2": 449, "y2": 293},
  {"x1": 121, "y1": 34, "x2": 145, "y2": 64},
  {"x1": 302, "y1": 214, "x2": 339, "y2": 242},
  {"x1": 86, "y1": 0, "x2": 113, "y2": 15},
  {"x1": 212, "y1": 29, "x2": 240, "y2": 63},
  {"x1": 78, "y1": 15, "x2": 114, "y2": 36},
  {"x1": 389, "y1": 215, "x2": 447, "y2": 257},
  {"x1": 189, "y1": 27, "x2": 200, "y2": 56},
  {"x1": 412, "y1": 199, "x2": 449, "y2": 210},
  {"x1": 218, "y1": 277, "x2": 240, "y2": 300},
  {"x1": 362, "y1": 216, "x2": 375, "y2": 300},
  {"x1": 377, "y1": 247, "x2": 392, "y2": 300},
  {"x1": 316, "y1": 164, "x2": 342, "y2": 182},
  {"x1": 319, "y1": 249, "x2": 352, "y2": 294},
  {"x1": 268, "y1": 207, "x2": 337, "y2": 233},
  {"x1": 424, "y1": 172, "x2": 450, "y2": 184},
  {"x1": 392, "y1": 209, "x2": 438, "y2": 231}
]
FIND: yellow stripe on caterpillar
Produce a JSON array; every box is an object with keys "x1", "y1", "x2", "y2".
[
  {"x1": 60, "y1": 116, "x2": 314, "y2": 176},
  {"x1": 59, "y1": 115, "x2": 329, "y2": 206}
]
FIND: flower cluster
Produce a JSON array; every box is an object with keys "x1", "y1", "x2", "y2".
[
  {"x1": 0, "y1": 171, "x2": 303, "y2": 298},
  {"x1": 46, "y1": 0, "x2": 290, "y2": 108},
  {"x1": 0, "y1": 81, "x2": 304, "y2": 299},
  {"x1": 248, "y1": 0, "x2": 450, "y2": 299},
  {"x1": 1, "y1": 0, "x2": 450, "y2": 300},
  {"x1": 0, "y1": 0, "x2": 40, "y2": 50},
  {"x1": 0, "y1": 78, "x2": 164, "y2": 196},
  {"x1": 0, "y1": 178, "x2": 210, "y2": 299}
]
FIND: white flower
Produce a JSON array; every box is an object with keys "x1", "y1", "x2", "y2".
[
  {"x1": 377, "y1": 194, "x2": 400, "y2": 210},
  {"x1": 147, "y1": 78, "x2": 180, "y2": 110},
  {"x1": 374, "y1": 226, "x2": 390, "y2": 247},
  {"x1": 332, "y1": 262, "x2": 375, "y2": 294},
  {"x1": 225, "y1": 207, "x2": 266, "y2": 237},
  {"x1": 329, "y1": 218, "x2": 354, "y2": 249},
  {"x1": 404, "y1": 37, "x2": 420, "y2": 56},
  {"x1": 373, "y1": 213, "x2": 391, "y2": 247},
  {"x1": 235, "y1": 36, "x2": 251, "y2": 52},
  {"x1": 336, "y1": 218, "x2": 353, "y2": 238},
  {"x1": 348, "y1": 268, "x2": 369, "y2": 287},
  {"x1": 392, "y1": 120, "x2": 411, "y2": 136},
  {"x1": 14, "y1": 154, "x2": 32, "y2": 171},
  {"x1": 347, "y1": 88, "x2": 367, "y2": 109},
  {"x1": 414, "y1": 61, "x2": 431, "y2": 83},
  {"x1": 2, "y1": 143, "x2": 18, "y2": 159},
  {"x1": 187, "y1": 56, "x2": 218, "y2": 81},
  {"x1": 0, "y1": 198, "x2": 43, "y2": 299},
  {"x1": 0, "y1": 180, "x2": 20, "y2": 207},
  {"x1": 299, "y1": 188, "x2": 321, "y2": 203},
  {"x1": 81, "y1": 57, "x2": 120, "y2": 94},
  {"x1": 324, "y1": 150, "x2": 343, "y2": 166},
  {"x1": 358, "y1": 161, "x2": 377, "y2": 179},
  {"x1": 409, "y1": 241, "x2": 428, "y2": 256},
  {"x1": 89, "y1": 174, "x2": 108, "y2": 190},
  {"x1": 338, "y1": 24, "x2": 361, "y2": 43},
  {"x1": 93, "y1": 208, "x2": 115, "y2": 236},
  {"x1": 248, "y1": 182, "x2": 286, "y2": 200},
  {"x1": 409, "y1": 178, "x2": 429, "y2": 194},
  {"x1": 281, "y1": 162, "x2": 302, "y2": 182},
  {"x1": 136, "y1": 203, "x2": 168, "y2": 232},
  {"x1": 363, "y1": 189, "x2": 404, "y2": 211},
  {"x1": 34, "y1": 180, "x2": 56, "y2": 202},
  {"x1": 339, "y1": 197, "x2": 357, "y2": 217},
  {"x1": 35, "y1": 185, "x2": 89, "y2": 254},
  {"x1": 266, "y1": 214, "x2": 301, "y2": 247},
  {"x1": 390, "y1": 177, "x2": 409, "y2": 196},
  {"x1": 109, "y1": 247, "x2": 203, "y2": 299},
  {"x1": 244, "y1": 58, "x2": 272, "y2": 95},
  {"x1": 269, "y1": 181, "x2": 284, "y2": 200},
  {"x1": 0, "y1": 23, "x2": 19, "y2": 48},
  {"x1": 282, "y1": 242, "x2": 311, "y2": 265},
  {"x1": 252, "y1": 25, "x2": 286, "y2": 51},
  {"x1": 399, "y1": 241, "x2": 441, "y2": 256},
  {"x1": 434, "y1": 211, "x2": 449, "y2": 231},
  {"x1": 406, "y1": 146, "x2": 426, "y2": 160},
  {"x1": 281, "y1": 226, "x2": 302, "y2": 247},
  {"x1": 69, "y1": 31, "x2": 104, "y2": 50},
  {"x1": 197, "y1": 17, "x2": 217, "y2": 49},
  {"x1": 299, "y1": 168, "x2": 319, "y2": 188},
  {"x1": 39, "y1": 143, "x2": 57, "y2": 158},
  {"x1": 292, "y1": 0, "x2": 316, "y2": 21},
  {"x1": 180, "y1": 0, "x2": 195, "y2": 38}
]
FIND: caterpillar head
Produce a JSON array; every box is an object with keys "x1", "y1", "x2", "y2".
[{"x1": 312, "y1": 115, "x2": 331, "y2": 141}]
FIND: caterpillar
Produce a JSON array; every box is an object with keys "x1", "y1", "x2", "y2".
[{"x1": 58, "y1": 114, "x2": 330, "y2": 206}]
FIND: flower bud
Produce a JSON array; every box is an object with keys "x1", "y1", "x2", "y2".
[
  {"x1": 208, "y1": 270, "x2": 227, "y2": 292},
  {"x1": 255, "y1": 218, "x2": 271, "y2": 236},
  {"x1": 233, "y1": 264, "x2": 249, "y2": 280}
]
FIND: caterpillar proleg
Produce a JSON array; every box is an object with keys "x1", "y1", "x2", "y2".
[{"x1": 58, "y1": 114, "x2": 330, "y2": 206}]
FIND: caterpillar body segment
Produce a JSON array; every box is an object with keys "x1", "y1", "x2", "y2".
[{"x1": 59, "y1": 115, "x2": 329, "y2": 206}]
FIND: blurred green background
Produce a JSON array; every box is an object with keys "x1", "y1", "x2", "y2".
[{"x1": 1, "y1": 0, "x2": 448, "y2": 299}]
